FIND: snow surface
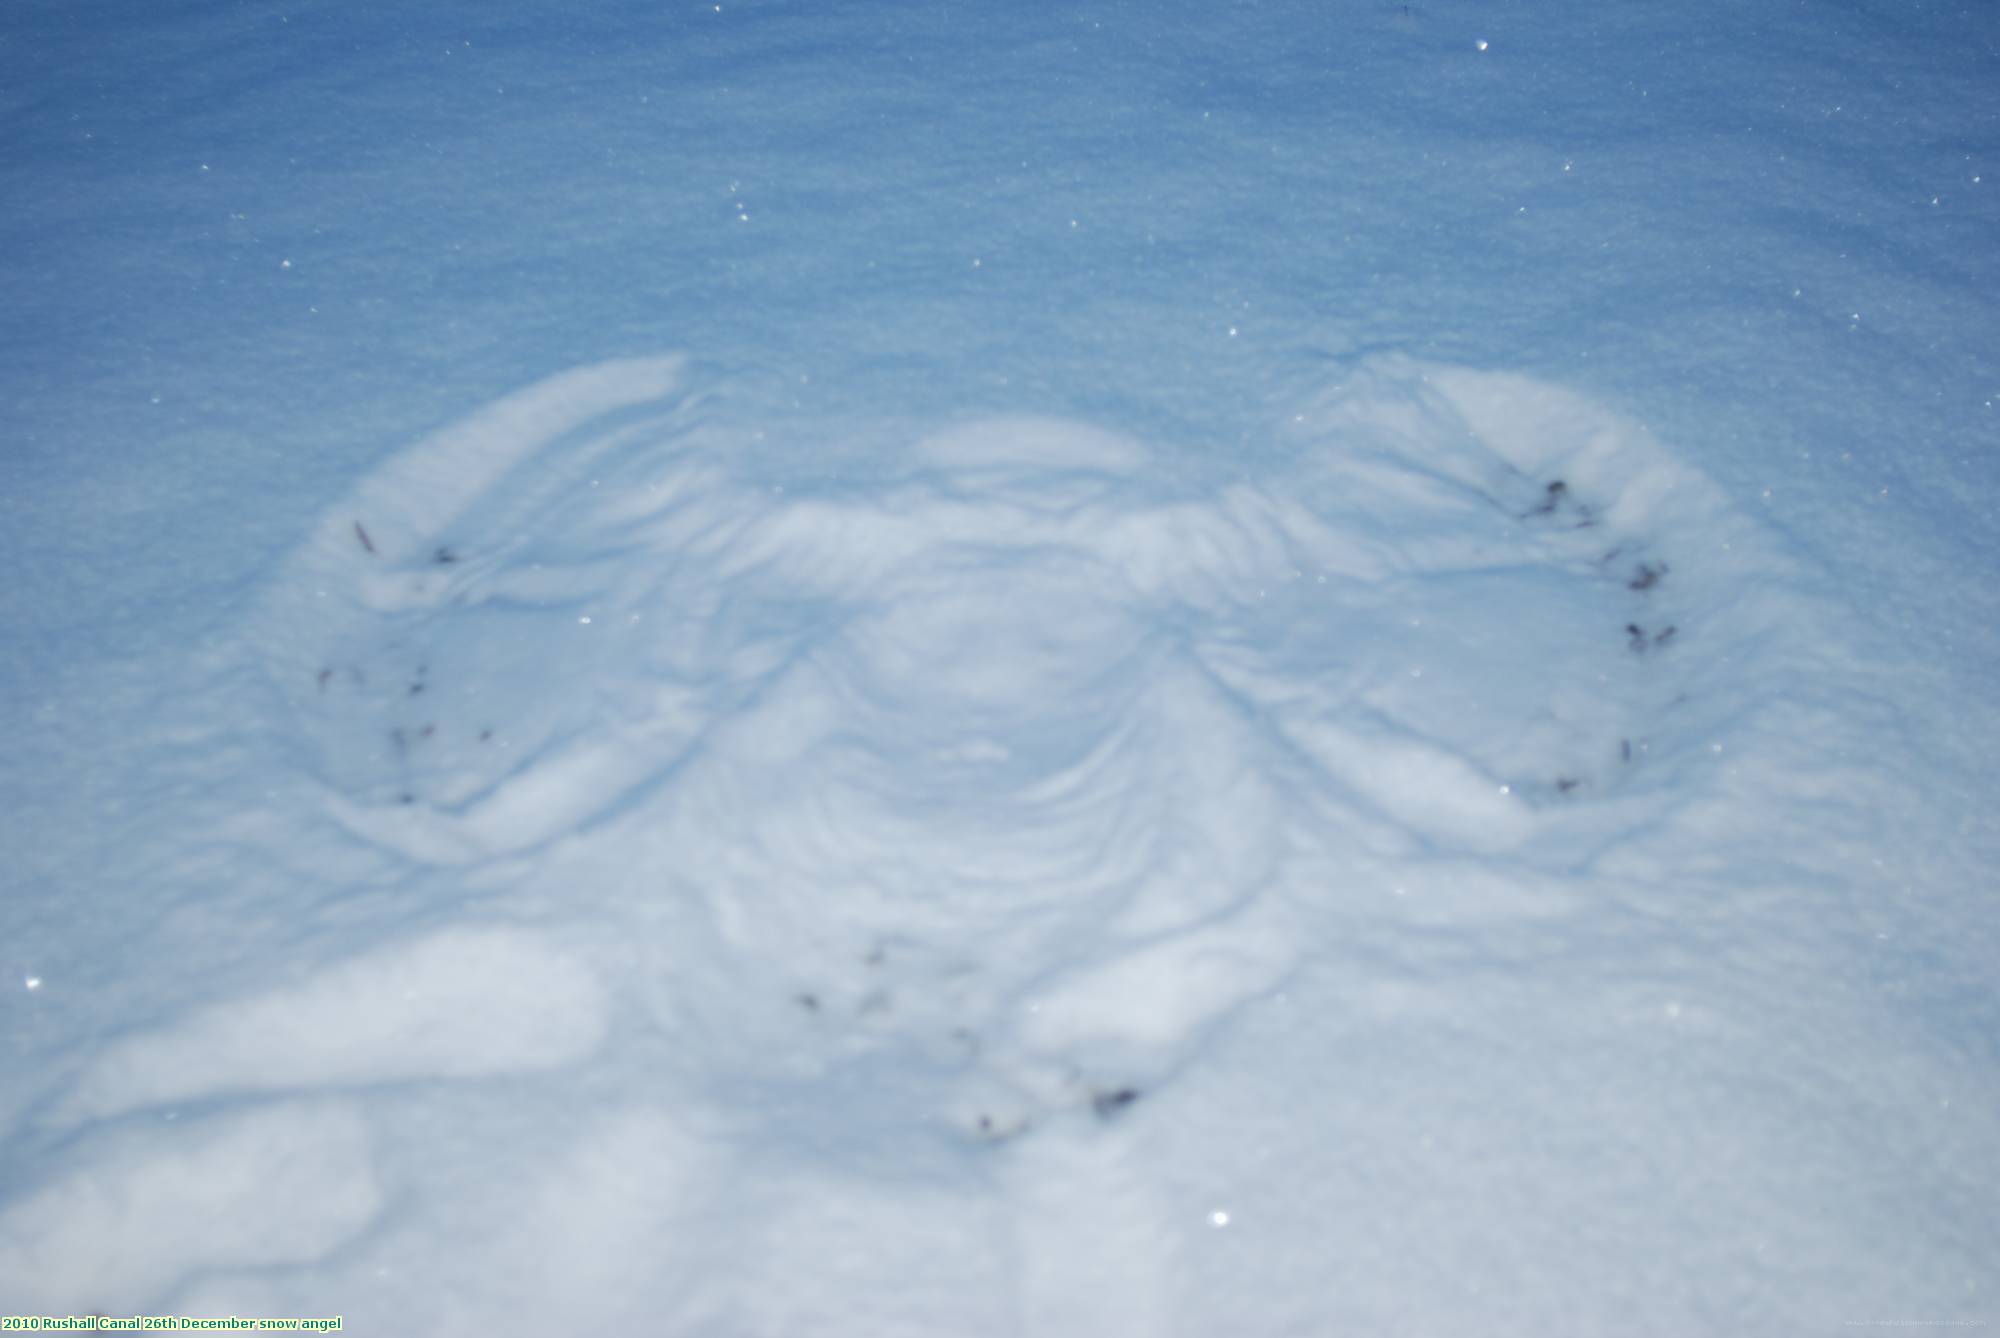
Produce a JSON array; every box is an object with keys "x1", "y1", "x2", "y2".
[{"x1": 3, "y1": 1, "x2": 1997, "y2": 1334}]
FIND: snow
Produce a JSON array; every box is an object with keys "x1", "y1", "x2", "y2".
[
  {"x1": 3, "y1": 0, "x2": 1997, "y2": 1333},
  {"x1": 53, "y1": 927, "x2": 609, "y2": 1125}
]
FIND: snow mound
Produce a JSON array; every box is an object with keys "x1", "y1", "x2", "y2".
[
  {"x1": 0, "y1": 1101, "x2": 379, "y2": 1315},
  {"x1": 53, "y1": 926, "x2": 608, "y2": 1125}
]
